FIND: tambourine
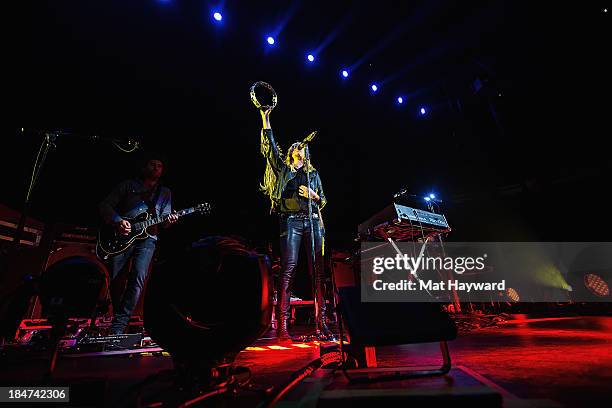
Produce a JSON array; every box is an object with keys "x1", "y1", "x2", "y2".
[{"x1": 250, "y1": 81, "x2": 277, "y2": 111}]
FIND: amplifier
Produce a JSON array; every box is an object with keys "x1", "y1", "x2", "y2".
[
  {"x1": 0, "y1": 203, "x2": 44, "y2": 246},
  {"x1": 51, "y1": 223, "x2": 97, "y2": 246}
]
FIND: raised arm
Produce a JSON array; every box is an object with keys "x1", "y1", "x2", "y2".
[
  {"x1": 260, "y1": 107, "x2": 272, "y2": 130},
  {"x1": 260, "y1": 107, "x2": 284, "y2": 172}
]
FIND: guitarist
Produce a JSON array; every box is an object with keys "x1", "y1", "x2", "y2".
[{"x1": 99, "y1": 153, "x2": 178, "y2": 335}]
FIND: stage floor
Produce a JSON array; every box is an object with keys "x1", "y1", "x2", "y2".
[{"x1": 1, "y1": 314, "x2": 611, "y2": 407}]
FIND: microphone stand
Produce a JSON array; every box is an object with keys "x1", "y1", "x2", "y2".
[
  {"x1": 12, "y1": 131, "x2": 57, "y2": 247},
  {"x1": 297, "y1": 143, "x2": 324, "y2": 341},
  {"x1": 12, "y1": 129, "x2": 139, "y2": 247},
  {"x1": 427, "y1": 200, "x2": 461, "y2": 313}
]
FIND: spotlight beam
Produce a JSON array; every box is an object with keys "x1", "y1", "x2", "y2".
[
  {"x1": 402, "y1": 78, "x2": 446, "y2": 100},
  {"x1": 371, "y1": 3, "x2": 504, "y2": 88},
  {"x1": 269, "y1": 1, "x2": 302, "y2": 39},
  {"x1": 379, "y1": 42, "x2": 453, "y2": 86},
  {"x1": 376, "y1": 4, "x2": 503, "y2": 88},
  {"x1": 313, "y1": 10, "x2": 355, "y2": 55},
  {"x1": 347, "y1": 2, "x2": 443, "y2": 73}
]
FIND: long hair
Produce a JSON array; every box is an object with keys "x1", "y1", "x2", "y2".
[
  {"x1": 285, "y1": 142, "x2": 315, "y2": 172},
  {"x1": 260, "y1": 141, "x2": 315, "y2": 209}
]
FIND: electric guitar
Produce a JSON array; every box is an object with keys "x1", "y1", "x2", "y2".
[{"x1": 96, "y1": 203, "x2": 211, "y2": 260}]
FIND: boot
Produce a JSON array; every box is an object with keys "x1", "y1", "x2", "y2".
[
  {"x1": 277, "y1": 316, "x2": 292, "y2": 341},
  {"x1": 316, "y1": 285, "x2": 336, "y2": 341},
  {"x1": 318, "y1": 307, "x2": 335, "y2": 340},
  {"x1": 276, "y1": 277, "x2": 293, "y2": 341}
]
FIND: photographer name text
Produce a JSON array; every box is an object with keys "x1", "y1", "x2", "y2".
[{"x1": 372, "y1": 279, "x2": 506, "y2": 292}]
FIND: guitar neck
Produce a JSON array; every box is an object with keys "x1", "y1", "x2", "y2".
[{"x1": 137, "y1": 207, "x2": 195, "y2": 229}]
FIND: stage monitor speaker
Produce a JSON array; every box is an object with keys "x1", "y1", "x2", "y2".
[
  {"x1": 336, "y1": 286, "x2": 457, "y2": 347},
  {"x1": 144, "y1": 236, "x2": 273, "y2": 383}
]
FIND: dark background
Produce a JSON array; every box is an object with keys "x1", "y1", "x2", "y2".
[{"x1": 4, "y1": 0, "x2": 611, "y2": 255}]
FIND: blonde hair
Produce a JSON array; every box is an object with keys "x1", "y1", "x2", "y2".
[
  {"x1": 260, "y1": 141, "x2": 315, "y2": 210},
  {"x1": 285, "y1": 142, "x2": 315, "y2": 172}
]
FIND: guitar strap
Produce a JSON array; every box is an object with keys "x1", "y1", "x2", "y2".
[{"x1": 147, "y1": 182, "x2": 163, "y2": 218}]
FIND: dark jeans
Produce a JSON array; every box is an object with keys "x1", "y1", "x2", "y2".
[
  {"x1": 278, "y1": 215, "x2": 326, "y2": 324},
  {"x1": 108, "y1": 237, "x2": 156, "y2": 334}
]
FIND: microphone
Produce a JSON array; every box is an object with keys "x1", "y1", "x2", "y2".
[{"x1": 297, "y1": 131, "x2": 318, "y2": 150}]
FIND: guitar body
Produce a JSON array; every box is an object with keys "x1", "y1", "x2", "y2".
[
  {"x1": 96, "y1": 212, "x2": 152, "y2": 260},
  {"x1": 95, "y1": 202, "x2": 211, "y2": 260}
]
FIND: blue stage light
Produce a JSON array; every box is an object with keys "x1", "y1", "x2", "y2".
[
  {"x1": 430, "y1": 193, "x2": 436, "y2": 199},
  {"x1": 424, "y1": 197, "x2": 431, "y2": 202},
  {"x1": 420, "y1": 107, "x2": 427, "y2": 115},
  {"x1": 397, "y1": 96, "x2": 403, "y2": 104},
  {"x1": 341, "y1": 69, "x2": 349, "y2": 78},
  {"x1": 307, "y1": 54, "x2": 315, "y2": 62},
  {"x1": 213, "y1": 12, "x2": 222, "y2": 21},
  {"x1": 371, "y1": 84, "x2": 378, "y2": 92},
  {"x1": 267, "y1": 36, "x2": 275, "y2": 45}
]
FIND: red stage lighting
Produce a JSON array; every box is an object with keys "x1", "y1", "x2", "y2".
[
  {"x1": 584, "y1": 274, "x2": 610, "y2": 297},
  {"x1": 506, "y1": 287, "x2": 520, "y2": 302}
]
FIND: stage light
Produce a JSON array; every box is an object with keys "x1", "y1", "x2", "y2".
[
  {"x1": 424, "y1": 197, "x2": 431, "y2": 202},
  {"x1": 267, "y1": 36, "x2": 275, "y2": 45},
  {"x1": 341, "y1": 69, "x2": 349, "y2": 78},
  {"x1": 371, "y1": 84, "x2": 378, "y2": 92},
  {"x1": 397, "y1": 97, "x2": 403, "y2": 104},
  {"x1": 307, "y1": 54, "x2": 315, "y2": 62},
  {"x1": 534, "y1": 262, "x2": 571, "y2": 290},
  {"x1": 584, "y1": 273, "x2": 610, "y2": 297},
  {"x1": 419, "y1": 107, "x2": 427, "y2": 115},
  {"x1": 213, "y1": 12, "x2": 222, "y2": 21},
  {"x1": 506, "y1": 288, "x2": 520, "y2": 302},
  {"x1": 429, "y1": 194, "x2": 436, "y2": 199}
]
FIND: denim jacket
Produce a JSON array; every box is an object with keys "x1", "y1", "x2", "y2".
[
  {"x1": 261, "y1": 128, "x2": 327, "y2": 211},
  {"x1": 99, "y1": 178, "x2": 172, "y2": 239}
]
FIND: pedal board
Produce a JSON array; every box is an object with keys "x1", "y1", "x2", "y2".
[{"x1": 76, "y1": 333, "x2": 143, "y2": 351}]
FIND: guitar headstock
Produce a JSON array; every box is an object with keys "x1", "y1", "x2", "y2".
[{"x1": 195, "y1": 202, "x2": 211, "y2": 214}]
